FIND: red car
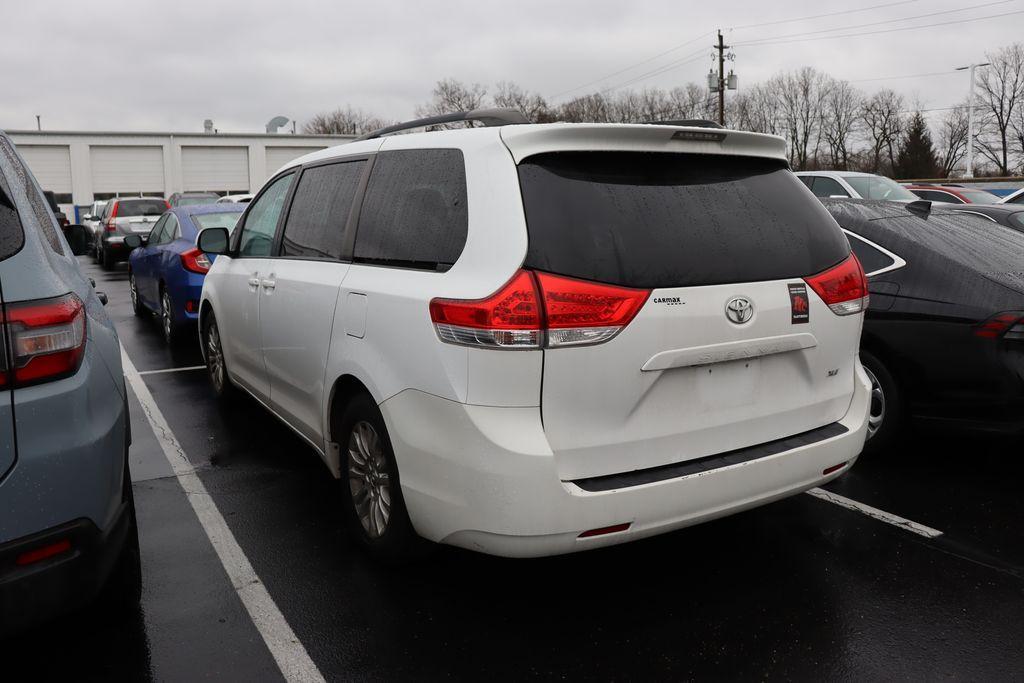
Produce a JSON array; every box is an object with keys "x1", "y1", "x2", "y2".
[{"x1": 904, "y1": 184, "x2": 1002, "y2": 204}]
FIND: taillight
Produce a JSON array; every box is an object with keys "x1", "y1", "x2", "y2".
[
  {"x1": 804, "y1": 253, "x2": 868, "y2": 316},
  {"x1": 105, "y1": 201, "x2": 119, "y2": 232},
  {"x1": 975, "y1": 311, "x2": 1024, "y2": 339},
  {"x1": 429, "y1": 270, "x2": 650, "y2": 349},
  {"x1": 181, "y1": 248, "x2": 212, "y2": 274},
  {"x1": 0, "y1": 293, "x2": 87, "y2": 388}
]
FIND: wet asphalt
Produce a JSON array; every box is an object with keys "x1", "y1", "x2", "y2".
[{"x1": 3, "y1": 256, "x2": 1023, "y2": 681}]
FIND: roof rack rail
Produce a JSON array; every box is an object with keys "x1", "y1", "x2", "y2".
[
  {"x1": 354, "y1": 108, "x2": 530, "y2": 141},
  {"x1": 644, "y1": 119, "x2": 724, "y2": 129}
]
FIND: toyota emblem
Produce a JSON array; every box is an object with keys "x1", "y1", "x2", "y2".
[{"x1": 725, "y1": 296, "x2": 754, "y2": 324}]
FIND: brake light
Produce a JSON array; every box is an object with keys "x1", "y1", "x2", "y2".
[
  {"x1": 803, "y1": 253, "x2": 868, "y2": 316},
  {"x1": 0, "y1": 293, "x2": 87, "y2": 388},
  {"x1": 105, "y1": 201, "x2": 119, "y2": 232},
  {"x1": 16, "y1": 538, "x2": 72, "y2": 566},
  {"x1": 180, "y1": 248, "x2": 212, "y2": 274},
  {"x1": 975, "y1": 311, "x2": 1024, "y2": 339},
  {"x1": 429, "y1": 270, "x2": 650, "y2": 349}
]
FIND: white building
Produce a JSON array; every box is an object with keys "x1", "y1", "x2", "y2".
[{"x1": 5, "y1": 129, "x2": 356, "y2": 220}]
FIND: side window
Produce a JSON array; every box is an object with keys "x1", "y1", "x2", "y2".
[
  {"x1": 0, "y1": 175, "x2": 25, "y2": 262},
  {"x1": 847, "y1": 232, "x2": 896, "y2": 276},
  {"x1": 157, "y1": 215, "x2": 178, "y2": 245},
  {"x1": 354, "y1": 149, "x2": 468, "y2": 269},
  {"x1": 920, "y1": 190, "x2": 959, "y2": 204},
  {"x1": 148, "y1": 215, "x2": 168, "y2": 244},
  {"x1": 240, "y1": 172, "x2": 299, "y2": 258},
  {"x1": 281, "y1": 160, "x2": 365, "y2": 260},
  {"x1": 811, "y1": 177, "x2": 850, "y2": 198},
  {"x1": 798, "y1": 176, "x2": 815, "y2": 190},
  {"x1": 1009, "y1": 193, "x2": 1024, "y2": 205},
  {"x1": 237, "y1": 173, "x2": 295, "y2": 257}
]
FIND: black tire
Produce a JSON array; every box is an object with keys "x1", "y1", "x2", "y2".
[
  {"x1": 159, "y1": 286, "x2": 182, "y2": 346},
  {"x1": 128, "y1": 271, "x2": 146, "y2": 317},
  {"x1": 99, "y1": 459, "x2": 142, "y2": 613},
  {"x1": 337, "y1": 393, "x2": 423, "y2": 563},
  {"x1": 100, "y1": 246, "x2": 113, "y2": 271},
  {"x1": 860, "y1": 349, "x2": 903, "y2": 455},
  {"x1": 202, "y1": 311, "x2": 236, "y2": 401}
]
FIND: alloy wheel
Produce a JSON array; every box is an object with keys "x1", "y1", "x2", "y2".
[
  {"x1": 161, "y1": 291, "x2": 173, "y2": 342},
  {"x1": 864, "y1": 365, "x2": 886, "y2": 439},
  {"x1": 347, "y1": 421, "x2": 392, "y2": 539},
  {"x1": 206, "y1": 321, "x2": 225, "y2": 392},
  {"x1": 129, "y1": 274, "x2": 138, "y2": 309}
]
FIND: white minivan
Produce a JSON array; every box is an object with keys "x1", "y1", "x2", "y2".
[{"x1": 197, "y1": 112, "x2": 872, "y2": 559}]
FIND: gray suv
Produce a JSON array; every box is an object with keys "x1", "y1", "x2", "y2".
[
  {"x1": 0, "y1": 131, "x2": 139, "y2": 634},
  {"x1": 94, "y1": 196, "x2": 168, "y2": 270}
]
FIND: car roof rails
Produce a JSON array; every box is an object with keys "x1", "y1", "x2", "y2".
[
  {"x1": 644, "y1": 119, "x2": 724, "y2": 129},
  {"x1": 354, "y1": 108, "x2": 530, "y2": 142}
]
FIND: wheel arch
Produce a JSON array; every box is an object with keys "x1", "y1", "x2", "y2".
[{"x1": 325, "y1": 373, "x2": 380, "y2": 479}]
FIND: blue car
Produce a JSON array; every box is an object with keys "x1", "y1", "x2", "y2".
[{"x1": 127, "y1": 204, "x2": 244, "y2": 344}]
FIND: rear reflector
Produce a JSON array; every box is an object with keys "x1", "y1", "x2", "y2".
[
  {"x1": 975, "y1": 311, "x2": 1024, "y2": 339},
  {"x1": 16, "y1": 538, "x2": 72, "y2": 566},
  {"x1": 579, "y1": 522, "x2": 631, "y2": 538},
  {"x1": 429, "y1": 270, "x2": 650, "y2": 349},
  {"x1": 822, "y1": 462, "x2": 847, "y2": 476},
  {"x1": 0, "y1": 293, "x2": 87, "y2": 388},
  {"x1": 804, "y1": 253, "x2": 868, "y2": 316}
]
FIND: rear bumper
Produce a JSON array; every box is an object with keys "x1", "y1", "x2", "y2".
[
  {"x1": 0, "y1": 504, "x2": 130, "y2": 635},
  {"x1": 382, "y1": 362, "x2": 871, "y2": 557}
]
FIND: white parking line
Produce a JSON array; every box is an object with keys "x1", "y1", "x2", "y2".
[
  {"x1": 806, "y1": 487, "x2": 944, "y2": 539},
  {"x1": 136, "y1": 365, "x2": 206, "y2": 376},
  {"x1": 121, "y1": 345, "x2": 325, "y2": 683}
]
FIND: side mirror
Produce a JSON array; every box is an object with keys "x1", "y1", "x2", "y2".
[
  {"x1": 124, "y1": 234, "x2": 144, "y2": 249},
  {"x1": 96, "y1": 291, "x2": 109, "y2": 306},
  {"x1": 197, "y1": 227, "x2": 230, "y2": 255},
  {"x1": 63, "y1": 224, "x2": 89, "y2": 256},
  {"x1": 84, "y1": 214, "x2": 96, "y2": 221}
]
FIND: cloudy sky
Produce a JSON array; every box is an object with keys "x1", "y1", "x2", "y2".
[{"x1": 3, "y1": 0, "x2": 1020, "y2": 133}]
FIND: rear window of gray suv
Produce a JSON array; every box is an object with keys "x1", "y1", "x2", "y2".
[
  {"x1": 518, "y1": 152, "x2": 850, "y2": 289},
  {"x1": 117, "y1": 199, "x2": 166, "y2": 217},
  {"x1": 0, "y1": 178, "x2": 24, "y2": 261}
]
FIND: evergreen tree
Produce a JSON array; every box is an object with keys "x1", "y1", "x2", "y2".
[{"x1": 895, "y1": 112, "x2": 940, "y2": 179}]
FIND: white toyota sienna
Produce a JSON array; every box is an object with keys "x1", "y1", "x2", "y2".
[{"x1": 196, "y1": 111, "x2": 872, "y2": 559}]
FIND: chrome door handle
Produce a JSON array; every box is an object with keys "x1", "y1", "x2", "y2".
[
  {"x1": 261, "y1": 279, "x2": 276, "y2": 291},
  {"x1": 247, "y1": 277, "x2": 261, "y2": 287}
]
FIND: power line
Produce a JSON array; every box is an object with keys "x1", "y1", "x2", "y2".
[
  {"x1": 728, "y1": 0, "x2": 920, "y2": 31},
  {"x1": 595, "y1": 49, "x2": 709, "y2": 96},
  {"x1": 733, "y1": 0, "x2": 1015, "y2": 47},
  {"x1": 731, "y1": 7, "x2": 1024, "y2": 48},
  {"x1": 848, "y1": 70, "x2": 959, "y2": 83}
]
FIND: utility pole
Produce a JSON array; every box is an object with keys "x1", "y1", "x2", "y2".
[
  {"x1": 955, "y1": 61, "x2": 990, "y2": 178},
  {"x1": 716, "y1": 30, "x2": 727, "y2": 126},
  {"x1": 35, "y1": 115, "x2": 41, "y2": 131}
]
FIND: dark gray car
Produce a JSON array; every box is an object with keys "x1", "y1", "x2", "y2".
[{"x1": 0, "y1": 131, "x2": 139, "y2": 635}]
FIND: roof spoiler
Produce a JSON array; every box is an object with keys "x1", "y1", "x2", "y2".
[
  {"x1": 643, "y1": 119, "x2": 723, "y2": 129},
  {"x1": 354, "y1": 108, "x2": 529, "y2": 141}
]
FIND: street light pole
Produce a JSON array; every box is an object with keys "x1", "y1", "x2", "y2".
[{"x1": 955, "y1": 62, "x2": 990, "y2": 179}]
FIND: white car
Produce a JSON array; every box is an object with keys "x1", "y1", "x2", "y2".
[
  {"x1": 216, "y1": 193, "x2": 253, "y2": 204},
  {"x1": 999, "y1": 187, "x2": 1024, "y2": 205},
  {"x1": 795, "y1": 171, "x2": 919, "y2": 202},
  {"x1": 196, "y1": 113, "x2": 871, "y2": 559},
  {"x1": 81, "y1": 199, "x2": 107, "y2": 246}
]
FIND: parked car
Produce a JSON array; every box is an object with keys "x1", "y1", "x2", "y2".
[
  {"x1": 0, "y1": 132, "x2": 139, "y2": 634},
  {"x1": 42, "y1": 190, "x2": 69, "y2": 228},
  {"x1": 998, "y1": 187, "x2": 1024, "y2": 205},
  {"x1": 823, "y1": 199, "x2": 1024, "y2": 450},
  {"x1": 168, "y1": 192, "x2": 219, "y2": 207},
  {"x1": 944, "y1": 203, "x2": 1024, "y2": 234},
  {"x1": 904, "y1": 183, "x2": 1002, "y2": 204},
  {"x1": 125, "y1": 204, "x2": 244, "y2": 344},
  {"x1": 795, "y1": 171, "x2": 919, "y2": 201},
  {"x1": 197, "y1": 114, "x2": 871, "y2": 560},
  {"x1": 94, "y1": 196, "x2": 169, "y2": 270},
  {"x1": 216, "y1": 193, "x2": 253, "y2": 204},
  {"x1": 82, "y1": 199, "x2": 107, "y2": 248}
]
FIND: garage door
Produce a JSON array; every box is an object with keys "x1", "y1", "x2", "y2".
[
  {"x1": 18, "y1": 146, "x2": 72, "y2": 195},
  {"x1": 91, "y1": 146, "x2": 165, "y2": 194},
  {"x1": 266, "y1": 147, "x2": 325, "y2": 175},
  {"x1": 182, "y1": 147, "x2": 249, "y2": 193}
]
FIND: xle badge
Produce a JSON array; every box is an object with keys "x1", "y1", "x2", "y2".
[{"x1": 788, "y1": 283, "x2": 810, "y2": 324}]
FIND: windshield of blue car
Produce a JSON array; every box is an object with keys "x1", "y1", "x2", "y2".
[
  {"x1": 193, "y1": 212, "x2": 242, "y2": 233},
  {"x1": 845, "y1": 176, "x2": 918, "y2": 201}
]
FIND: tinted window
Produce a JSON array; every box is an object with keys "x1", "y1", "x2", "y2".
[
  {"x1": 0, "y1": 176, "x2": 25, "y2": 262},
  {"x1": 238, "y1": 173, "x2": 294, "y2": 257},
  {"x1": 156, "y1": 215, "x2": 178, "y2": 245},
  {"x1": 847, "y1": 233, "x2": 895, "y2": 275},
  {"x1": 798, "y1": 176, "x2": 814, "y2": 189},
  {"x1": 917, "y1": 190, "x2": 961, "y2": 204},
  {"x1": 518, "y1": 152, "x2": 849, "y2": 289},
  {"x1": 845, "y1": 176, "x2": 918, "y2": 201},
  {"x1": 354, "y1": 150, "x2": 467, "y2": 269},
  {"x1": 281, "y1": 160, "x2": 365, "y2": 260},
  {"x1": 193, "y1": 212, "x2": 242, "y2": 234},
  {"x1": 176, "y1": 196, "x2": 218, "y2": 207},
  {"x1": 148, "y1": 215, "x2": 168, "y2": 244},
  {"x1": 119, "y1": 199, "x2": 168, "y2": 216},
  {"x1": 958, "y1": 188, "x2": 1001, "y2": 203},
  {"x1": 1008, "y1": 193, "x2": 1024, "y2": 205},
  {"x1": 811, "y1": 177, "x2": 850, "y2": 198}
]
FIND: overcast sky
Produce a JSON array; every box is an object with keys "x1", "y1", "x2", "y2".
[{"x1": 3, "y1": 0, "x2": 1020, "y2": 133}]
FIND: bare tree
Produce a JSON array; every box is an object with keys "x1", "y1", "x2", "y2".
[
  {"x1": 860, "y1": 89, "x2": 905, "y2": 174},
  {"x1": 733, "y1": 83, "x2": 784, "y2": 135},
  {"x1": 557, "y1": 93, "x2": 613, "y2": 122},
  {"x1": 821, "y1": 80, "x2": 862, "y2": 170},
  {"x1": 976, "y1": 43, "x2": 1024, "y2": 174},
  {"x1": 774, "y1": 67, "x2": 831, "y2": 170},
  {"x1": 415, "y1": 79, "x2": 488, "y2": 127},
  {"x1": 935, "y1": 105, "x2": 970, "y2": 177},
  {"x1": 492, "y1": 81, "x2": 553, "y2": 122},
  {"x1": 302, "y1": 106, "x2": 392, "y2": 135}
]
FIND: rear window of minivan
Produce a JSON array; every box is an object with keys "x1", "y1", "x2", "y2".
[
  {"x1": 0, "y1": 178, "x2": 25, "y2": 262},
  {"x1": 518, "y1": 152, "x2": 849, "y2": 289},
  {"x1": 118, "y1": 199, "x2": 167, "y2": 217}
]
